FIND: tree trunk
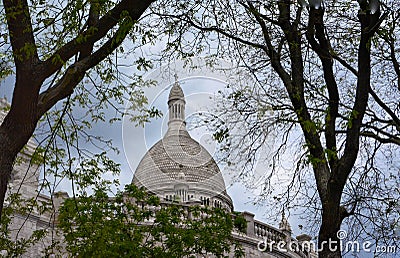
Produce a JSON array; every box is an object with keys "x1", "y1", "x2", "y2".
[
  {"x1": 0, "y1": 138, "x2": 15, "y2": 218},
  {"x1": 319, "y1": 203, "x2": 342, "y2": 257},
  {"x1": 0, "y1": 118, "x2": 39, "y2": 220},
  {"x1": 0, "y1": 76, "x2": 40, "y2": 220},
  {"x1": 0, "y1": 121, "x2": 37, "y2": 220},
  {"x1": 318, "y1": 179, "x2": 346, "y2": 258}
]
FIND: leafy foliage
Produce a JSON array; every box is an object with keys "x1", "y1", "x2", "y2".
[{"x1": 58, "y1": 184, "x2": 244, "y2": 257}]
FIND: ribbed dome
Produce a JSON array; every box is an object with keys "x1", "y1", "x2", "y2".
[
  {"x1": 132, "y1": 129, "x2": 229, "y2": 196},
  {"x1": 132, "y1": 78, "x2": 232, "y2": 209}
]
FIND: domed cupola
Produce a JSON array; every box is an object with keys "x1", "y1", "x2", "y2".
[
  {"x1": 168, "y1": 74, "x2": 185, "y2": 101},
  {"x1": 132, "y1": 75, "x2": 233, "y2": 211},
  {"x1": 167, "y1": 74, "x2": 186, "y2": 133}
]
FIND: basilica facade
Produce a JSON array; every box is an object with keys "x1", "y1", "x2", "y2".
[{"x1": 0, "y1": 80, "x2": 317, "y2": 257}]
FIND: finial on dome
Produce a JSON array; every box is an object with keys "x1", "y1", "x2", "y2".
[
  {"x1": 167, "y1": 74, "x2": 186, "y2": 132},
  {"x1": 168, "y1": 75, "x2": 185, "y2": 102}
]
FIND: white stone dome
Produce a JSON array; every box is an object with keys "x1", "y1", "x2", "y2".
[
  {"x1": 132, "y1": 129, "x2": 229, "y2": 193},
  {"x1": 132, "y1": 78, "x2": 233, "y2": 210}
]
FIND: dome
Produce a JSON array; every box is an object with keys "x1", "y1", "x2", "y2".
[
  {"x1": 132, "y1": 128, "x2": 232, "y2": 208},
  {"x1": 132, "y1": 78, "x2": 233, "y2": 210},
  {"x1": 133, "y1": 130, "x2": 227, "y2": 192}
]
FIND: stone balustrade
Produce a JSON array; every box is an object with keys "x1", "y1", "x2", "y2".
[{"x1": 253, "y1": 220, "x2": 286, "y2": 243}]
